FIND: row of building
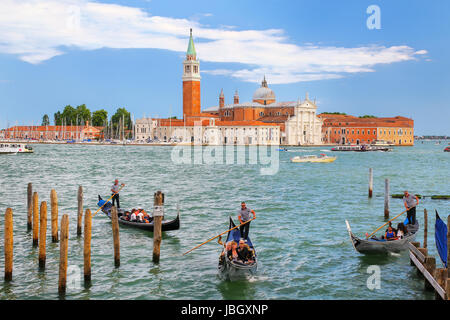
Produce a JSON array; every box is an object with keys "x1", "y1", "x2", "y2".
[{"x1": 1, "y1": 29, "x2": 414, "y2": 146}]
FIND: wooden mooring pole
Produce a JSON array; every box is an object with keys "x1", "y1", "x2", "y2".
[
  {"x1": 51, "y1": 189, "x2": 58, "y2": 242},
  {"x1": 153, "y1": 191, "x2": 164, "y2": 263},
  {"x1": 32, "y1": 192, "x2": 39, "y2": 247},
  {"x1": 27, "y1": 183, "x2": 32, "y2": 231},
  {"x1": 4, "y1": 208, "x2": 13, "y2": 281},
  {"x1": 423, "y1": 209, "x2": 428, "y2": 248},
  {"x1": 38, "y1": 201, "x2": 47, "y2": 269},
  {"x1": 368, "y1": 168, "x2": 373, "y2": 198},
  {"x1": 384, "y1": 179, "x2": 389, "y2": 219},
  {"x1": 84, "y1": 209, "x2": 92, "y2": 282},
  {"x1": 111, "y1": 206, "x2": 120, "y2": 267},
  {"x1": 77, "y1": 186, "x2": 83, "y2": 236},
  {"x1": 58, "y1": 214, "x2": 69, "y2": 295}
]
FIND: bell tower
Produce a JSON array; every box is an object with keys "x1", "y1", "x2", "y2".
[{"x1": 182, "y1": 29, "x2": 201, "y2": 118}]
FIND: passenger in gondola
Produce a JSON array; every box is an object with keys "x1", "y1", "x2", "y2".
[
  {"x1": 130, "y1": 209, "x2": 137, "y2": 222},
  {"x1": 396, "y1": 223, "x2": 408, "y2": 239},
  {"x1": 219, "y1": 241, "x2": 232, "y2": 265},
  {"x1": 237, "y1": 239, "x2": 255, "y2": 264},
  {"x1": 228, "y1": 241, "x2": 239, "y2": 261},
  {"x1": 137, "y1": 209, "x2": 144, "y2": 222},
  {"x1": 385, "y1": 226, "x2": 397, "y2": 241},
  {"x1": 123, "y1": 211, "x2": 131, "y2": 221}
]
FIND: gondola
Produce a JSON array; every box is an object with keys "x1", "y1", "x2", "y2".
[
  {"x1": 97, "y1": 196, "x2": 180, "y2": 232},
  {"x1": 218, "y1": 217, "x2": 257, "y2": 280},
  {"x1": 345, "y1": 219, "x2": 419, "y2": 254}
]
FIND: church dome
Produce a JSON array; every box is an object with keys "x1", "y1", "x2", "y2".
[{"x1": 252, "y1": 77, "x2": 275, "y2": 103}]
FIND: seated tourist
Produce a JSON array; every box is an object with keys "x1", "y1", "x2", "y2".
[
  {"x1": 396, "y1": 223, "x2": 408, "y2": 239},
  {"x1": 219, "y1": 241, "x2": 232, "y2": 264},
  {"x1": 385, "y1": 226, "x2": 397, "y2": 241},
  {"x1": 137, "y1": 209, "x2": 144, "y2": 222},
  {"x1": 237, "y1": 239, "x2": 255, "y2": 264},
  {"x1": 130, "y1": 210, "x2": 137, "y2": 222},
  {"x1": 228, "y1": 241, "x2": 239, "y2": 261}
]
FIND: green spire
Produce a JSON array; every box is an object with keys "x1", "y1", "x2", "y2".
[{"x1": 187, "y1": 28, "x2": 196, "y2": 58}]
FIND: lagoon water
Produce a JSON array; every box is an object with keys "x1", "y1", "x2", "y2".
[{"x1": 0, "y1": 141, "x2": 449, "y2": 300}]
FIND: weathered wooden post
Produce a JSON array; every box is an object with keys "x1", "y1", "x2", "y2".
[
  {"x1": 384, "y1": 179, "x2": 389, "y2": 219},
  {"x1": 368, "y1": 168, "x2": 373, "y2": 198},
  {"x1": 111, "y1": 206, "x2": 120, "y2": 267},
  {"x1": 58, "y1": 214, "x2": 69, "y2": 295},
  {"x1": 51, "y1": 189, "x2": 58, "y2": 242},
  {"x1": 84, "y1": 209, "x2": 92, "y2": 282},
  {"x1": 27, "y1": 183, "x2": 32, "y2": 231},
  {"x1": 423, "y1": 209, "x2": 428, "y2": 248},
  {"x1": 77, "y1": 185, "x2": 83, "y2": 236},
  {"x1": 153, "y1": 191, "x2": 164, "y2": 263},
  {"x1": 4, "y1": 208, "x2": 13, "y2": 281},
  {"x1": 410, "y1": 242, "x2": 420, "y2": 266},
  {"x1": 424, "y1": 256, "x2": 435, "y2": 290},
  {"x1": 32, "y1": 192, "x2": 39, "y2": 246},
  {"x1": 38, "y1": 201, "x2": 47, "y2": 269}
]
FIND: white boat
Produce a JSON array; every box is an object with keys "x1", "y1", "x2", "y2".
[
  {"x1": 291, "y1": 154, "x2": 337, "y2": 163},
  {"x1": 371, "y1": 140, "x2": 395, "y2": 147},
  {"x1": 0, "y1": 143, "x2": 19, "y2": 154}
]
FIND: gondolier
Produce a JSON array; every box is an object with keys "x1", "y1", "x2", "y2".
[
  {"x1": 238, "y1": 202, "x2": 256, "y2": 240},
  {"x1": 111, "y1": 179, "x2": 125, "y2": 209},
  {"x1": 403, "y1": 190, "x2": 419, "y2": 225}
]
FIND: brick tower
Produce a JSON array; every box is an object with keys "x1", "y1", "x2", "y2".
[{"x1": 182, "y1": 29, "x2": 201, "y2": 118}]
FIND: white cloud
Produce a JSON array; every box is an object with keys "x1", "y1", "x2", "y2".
[{"x1": 0, "y1": 0, "x2": 427, "y2": 84}]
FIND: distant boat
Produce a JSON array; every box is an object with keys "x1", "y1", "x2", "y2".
[
  {"x1": 0, "y1": 142, "x2": 34, "y2": 154},
  {"x1": 371, "y1": 140, "x2": 395, "y2": 146},
  {"x1": 331, "y1": 145, "x2": 391, "y2": 152},
  {"x1": 291, "y1": 154, "x2": 337, "y2": 163},
  {"x1": 444, "y1": 146, "x2": 450, "y2": 152}
]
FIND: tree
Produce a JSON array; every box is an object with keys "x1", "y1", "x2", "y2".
[
  {"x1": 359, "y1": 115, "x2": 377, "y2": 118},
  {"x1": 42, "y1": 114, "x2": 50, "y2": 126},
  {"x1": 75, "y1": 104, "x2": 91, "y2": 125},
  {"x1": 54, "y1": 111, "x2": 62, "y2": 125},
  {"x1": 111, "y1": 108, "x2": 131, "y2": 130},
  {"x1": 92, "y1": 109, "x2": 108, "y2": 126},
  {"x1": 61, "y1": 105, "x2": 76, "y2": 125}
]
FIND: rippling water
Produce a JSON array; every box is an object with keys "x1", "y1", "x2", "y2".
[{"x1": 0, "y1": 141, "x2": 448, "y2": 300}]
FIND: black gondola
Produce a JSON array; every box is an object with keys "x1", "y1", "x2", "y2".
[
  {"x1": 218, "y1": 217, "x2": 257, "y2": 280},
  {"x1": 97, "y1": 196, "x2": 180, "y2": 232}
]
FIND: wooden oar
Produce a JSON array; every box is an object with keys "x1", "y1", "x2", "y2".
[
  {"x1": 183, "y1": 217, "x2": 255, "y2": 256},
  {"x1": 366, "y1": 206, "x2": 416, "y2": 239},
  {"x1": 93, "y1": 184, "x2": 125, "y2": 218}
]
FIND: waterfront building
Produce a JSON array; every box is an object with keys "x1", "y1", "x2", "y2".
[
  {"x1": 134, "y1": 117, "x2": 158, "y2": 141},
  {"x1": 1, "y1": 122, "x2": 103, "y2": 141},
  {"x1": 319, "y1": 114, "x2": 414, "y2": 146}
]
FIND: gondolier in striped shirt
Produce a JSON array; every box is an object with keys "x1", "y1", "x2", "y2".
[
  {"x1": 111, "y1": 179, "x2": 125, "y2": 209},
  {"x1": 238, "y1": 202, "x2": 256, "y2": 241},
  {"x1": 403, "y1": 190, "x2": 419, "y2": 225}
]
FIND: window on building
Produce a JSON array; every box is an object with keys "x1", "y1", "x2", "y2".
[
  {"x1": 193, "y1": 66, "x2": 198, "y2": 73},
  {"x1": 185, "y1": 65, "x2": 190, "y2": 73}
]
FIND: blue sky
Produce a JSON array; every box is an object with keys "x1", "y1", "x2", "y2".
[{"x1": 0, "y1": 0, "x2": 449, "y2": 135}]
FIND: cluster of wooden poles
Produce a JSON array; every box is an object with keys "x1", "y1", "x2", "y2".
[
  {"x1": 408, "y1": 209, "x2": 450, "y2": 300},
  {"x1": 3, "y1": 183, "x2": 165, "y2": 296}
]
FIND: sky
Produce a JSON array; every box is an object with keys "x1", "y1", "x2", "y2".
[{"x1": 0, "y1": 0, "x2": 449, "y2": 135}]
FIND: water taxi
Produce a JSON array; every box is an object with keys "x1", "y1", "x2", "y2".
[
  {"x1": 290, "y1": 154, "x2": 337, "y2": 163},
  {"x1": 0, "y1": 143, "x2": 34, "y2": 154},
  {"x1": 331, "y1": 145, "x2": 391, "y2": 152}
]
